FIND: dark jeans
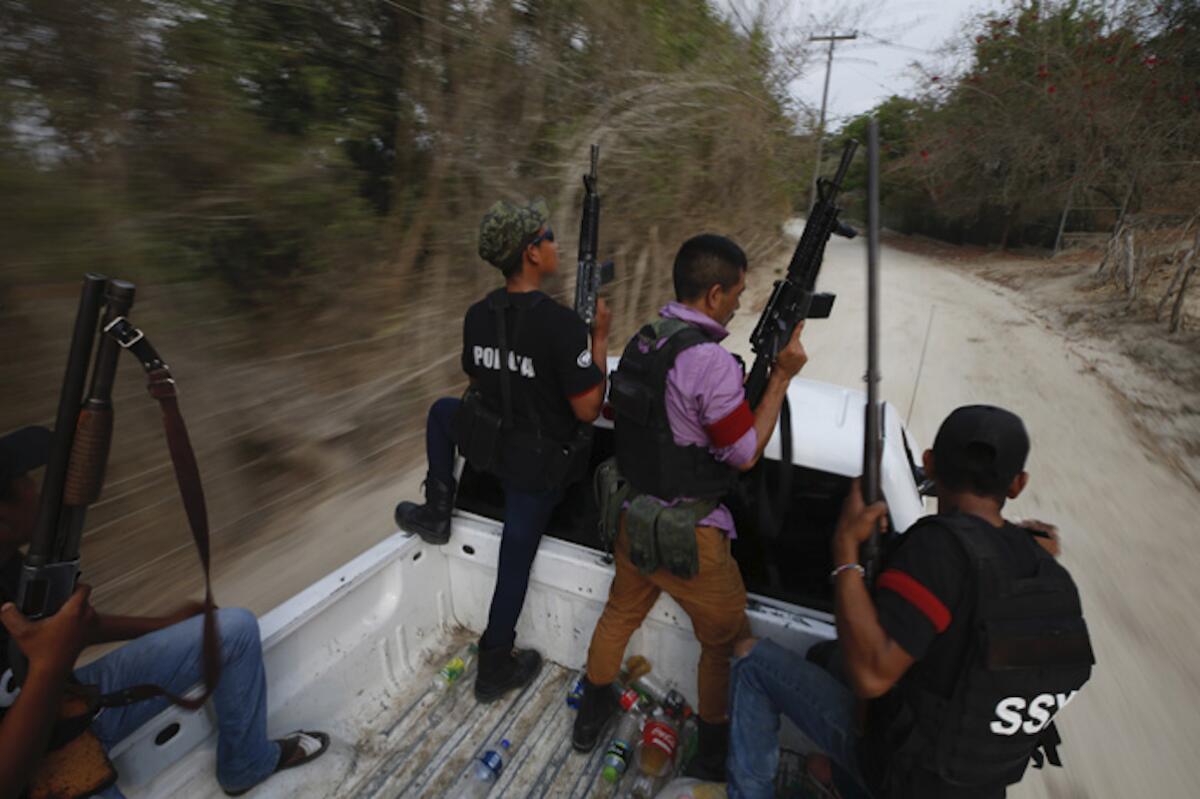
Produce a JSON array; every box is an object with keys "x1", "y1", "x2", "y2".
[
  {"x1": 727, "y1": 638, "x2": 874, "y2": 799},
  {"x1": 426, "y1": 396, "x2": 460, "y2": 485},
  {"x1": 423, "y1": 395, "x2": 560, "y2": 652},
  {"x1": 480, "y1": 483, "x2": 561, "y2": 651}
]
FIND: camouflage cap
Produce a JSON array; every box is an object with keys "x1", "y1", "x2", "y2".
[{"x1": 478, "y1": 198, "x2": 550, "y2": 269}]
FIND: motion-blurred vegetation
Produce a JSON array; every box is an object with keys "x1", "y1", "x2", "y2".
[{"x1": 1, "y1": 0, "x2": 804, "y2": 304}]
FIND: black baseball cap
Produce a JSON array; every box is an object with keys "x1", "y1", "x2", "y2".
[
  {"x1": 932, "y1": 405, "x2": 1029, "y2": 496},
  {"x1": 0, "y1": 426, "x2": 52, "y2": 487}
]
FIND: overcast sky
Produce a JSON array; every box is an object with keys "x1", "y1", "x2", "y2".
[{"x1": 769, "y1": 0, "x2": 1011, "y2": 128}]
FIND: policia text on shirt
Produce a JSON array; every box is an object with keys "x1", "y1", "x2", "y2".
[{"x1": 393, "y1": 196, "x2": 612, "y2": 704}]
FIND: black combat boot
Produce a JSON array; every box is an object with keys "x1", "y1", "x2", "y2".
[
  {"x1": 571, "y1": 678, "x2": 618, "y2": 752},
  {"x1": 684, "y1": 718, "x2": 730, "y2": 781},
  {"x1": 393, "y1": 474, "x2": 455, "y2": 545},
  {"x1": 473, "y1": 643, "x2": 542, "y2": 703}
]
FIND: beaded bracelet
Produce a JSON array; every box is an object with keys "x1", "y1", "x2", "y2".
[{"x1": 829, "y1": 563, "x2": 866, "y2": 582}]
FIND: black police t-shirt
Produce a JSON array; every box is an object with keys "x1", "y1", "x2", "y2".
[
  {"x1": 866, "y1": 513, "x2": 1043, "y2": 798},
  {"x1": 461, "y1": 289, "x2": 602, "y2": 442}
]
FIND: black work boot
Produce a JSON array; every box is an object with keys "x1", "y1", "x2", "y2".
[
  {"x1": 684, "y1": 718, "x2": 731, "y2": 781},
  {"x1": 474, "y1": 643, "x2": 542, "y2": 703},
  {"x1": 394, "y1": 474, "x2": 455, "y2": 545},
  {"x1": 571, "y1": 678, "x2": 618, "y2": 753}
]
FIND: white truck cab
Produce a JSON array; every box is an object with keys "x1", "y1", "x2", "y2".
[{"x1": 108, "y1": 374, "x2": 928, "y2": 798}]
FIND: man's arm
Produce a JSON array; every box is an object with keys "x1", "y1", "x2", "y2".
[
  {"x1": 830, "y1": 487, "x2": 915, "y2": 698},
  {"x1": 568, "y1": 298, "x2": 611, "y2": 422},
  {"x1": 0, "y1": 585, "x2": 98, "y2": 799},
  {"x1": 735, "y1": 322, "x2": 807, "y2": 471},
  {"x1": 91, "y1": 600, "x2": 207, "y2": 646}
]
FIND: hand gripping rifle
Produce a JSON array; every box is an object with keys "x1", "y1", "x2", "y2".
[
  {"x1": 861, "y1": 118, "x2": 885, "y2": 585},
  {"x1": 744, "y1": 140, "x2": 859, "y2": 408},
  {"x1": 11, "y1": 274, "x2": 221, "y2": 713},
  {"x1": 744, "y1": 142, "x2": 859, "y2": 551},
  {"x1": 854, "y1": 120, "x2": 886, "y2": 740},
  {"x1": 574, "y1": 144, "x2": 614, "y2": 326}
]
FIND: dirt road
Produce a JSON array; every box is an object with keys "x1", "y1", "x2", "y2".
[{"x1": 748, "y1": 226, "x2": 1200, "y2": 798}]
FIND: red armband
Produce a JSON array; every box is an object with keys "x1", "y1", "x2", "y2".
[
  {"x1": 705, "y1": 400, "x2": 754, "y2": 448},
  {"x1": 878, "y1": 569, "x2": 952, "y2": 633}
]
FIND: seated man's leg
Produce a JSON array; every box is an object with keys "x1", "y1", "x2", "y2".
[
  {"x1": 727, "y1": 639, "x2": 872, "y2": 799},
  {"x1": 75, "y1": 608, "x2": 280, "y2": 793}
]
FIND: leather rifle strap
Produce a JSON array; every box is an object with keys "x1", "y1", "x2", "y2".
[{"x1": 92, "y1": 319, "x2": 221, "y2": 711}]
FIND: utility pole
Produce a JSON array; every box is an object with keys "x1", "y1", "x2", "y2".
[{"x1": 809, "y1": 32, "x2": 857, "y2": 212}]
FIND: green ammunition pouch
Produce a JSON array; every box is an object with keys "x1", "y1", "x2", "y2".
[{"x1": 594, "y1": 457, "x2": 716, "y2": 579}]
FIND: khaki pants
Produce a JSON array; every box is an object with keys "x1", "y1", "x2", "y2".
[{"x1": 585, "y1": 519, "x2": 752, "y2": 723}]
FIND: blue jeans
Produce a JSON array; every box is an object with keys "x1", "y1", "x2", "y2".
[
  {"x1": 480, "y1": 483, "x2": 561, "y2": 652},
  {"x1": 727, "y1": 639, "x2": 874, "y2": 799},
  {"x1": 76, "y1": 608, "x2": 281, "y2": 796}
]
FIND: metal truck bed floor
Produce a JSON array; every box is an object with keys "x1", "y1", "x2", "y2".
[{"x1": 345, "y1": 632, "x2": 625, "y2": 799}]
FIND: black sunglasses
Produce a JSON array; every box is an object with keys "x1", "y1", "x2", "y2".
[{"x1": 528, "y1": 225, "x2": 555, "y2": 247}]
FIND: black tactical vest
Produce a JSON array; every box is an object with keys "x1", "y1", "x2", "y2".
[
  {"x1": 608, "y1": 318, "x2": 740, "y2": 501},
  {"x1": 451, "y1": 291, "x2": 591, "y2": 492},
  {"x1": 877, "y1": 514, "x2": 1095, "y2": 792}
]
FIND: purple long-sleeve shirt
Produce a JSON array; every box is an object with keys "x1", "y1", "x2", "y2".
[{"x1": 655, "y1": 302, "x2": 757, "y2": 537}]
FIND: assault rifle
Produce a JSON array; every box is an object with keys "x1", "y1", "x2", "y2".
[
  {"x1": 862, "y1": 118, "x2": 884, "y2": 585},
  {"x1": 744, "y1": 140, "x2": 859, "y2": 408},
  {"x1": 574, "y1": 144, "x2": 614, "y2": 326}
]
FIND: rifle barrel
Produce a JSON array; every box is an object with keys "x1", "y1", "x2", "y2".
[
  {"x1": 863, "y1": 118, "x2": 883, "y2": 582},
  {"x1": 60, "y1": 280, "x2": 135, "y2": 558},
  {"x1": 27, "y1": 274, "x2": 107, "y2": 566},
  {"x1": 832, "y1": 139, "x2": 859, "y2": 187}
]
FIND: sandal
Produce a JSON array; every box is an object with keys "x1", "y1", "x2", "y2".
[{"x1": 223, "y1": 730, "x2": 330, "y2": 796}]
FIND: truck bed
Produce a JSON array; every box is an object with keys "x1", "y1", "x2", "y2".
[
  {"x1": 113, "y1": 520, "x2": 837, "y2": 798},
  {"x1": 346, "y1": 631, "x2": 627, "y2": 798}
]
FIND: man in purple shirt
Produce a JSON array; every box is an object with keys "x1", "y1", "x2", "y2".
[{"x1": 572, "y1": 234, "x2": 807, "y2": 780}]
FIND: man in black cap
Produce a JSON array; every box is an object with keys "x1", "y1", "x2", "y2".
[
  {"x1": 393, "y1": 197, "x2": 611, "y2": 703},
  {"x1": 722, "y1": 404, "x2": 1092, "y2": 799},
  {"x1": 0, "y1": 426, "x2": 329, "y2": 797}
]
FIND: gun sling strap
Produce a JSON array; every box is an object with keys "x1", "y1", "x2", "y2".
[{"x1": 80, "y1": 316, "x2": 221, "y2": 712}]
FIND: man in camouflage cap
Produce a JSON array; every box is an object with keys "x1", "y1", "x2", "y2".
[
  {"x1": 395, "y1": 196, "x2": 612, "y2": 703},
  {"x1": 477, "y1": 198, "x2": 551, "y2": 275}
]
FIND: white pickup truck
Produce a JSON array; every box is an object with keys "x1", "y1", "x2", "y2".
[{"x1": 108, "y1": 370, "x2": 929, "y2": 798}]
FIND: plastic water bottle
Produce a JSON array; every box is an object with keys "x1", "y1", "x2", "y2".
[
  {"x1": 433, "y1": 644, "x2": 478, "y2": 691},
  {"x1": 459, "y1": 738, "x2": 510, "y2": 798},
  {"x1": 600, "y1": 689, "x2": 642, "y2": 783},
  {"x1": 477, "y1": 738, "x2": 510, "y2": 780}
]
